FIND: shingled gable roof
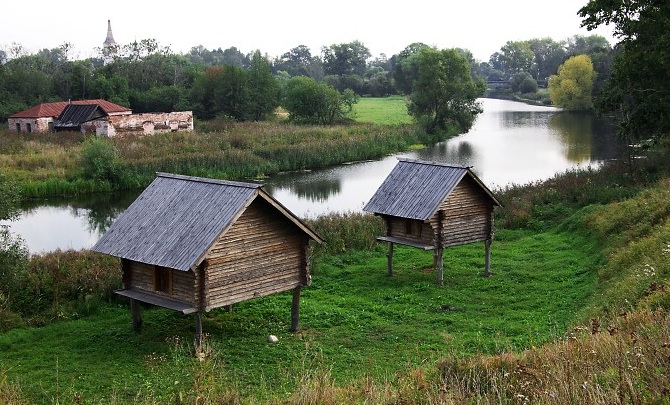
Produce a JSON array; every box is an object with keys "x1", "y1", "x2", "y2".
[
  {"x1": 9, "y1": 99, "x2": 131, "y2": 119},
  {"x1": 363, "y1": 158, "x2": 502, "y2": 221},
  {"x1": 92, "y1": 173, "x2": 322, "y2": 272}
]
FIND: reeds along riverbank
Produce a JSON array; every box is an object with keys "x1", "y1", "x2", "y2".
[{"x1": 1, "y1": 122, "x2": 431, "y2": 198}]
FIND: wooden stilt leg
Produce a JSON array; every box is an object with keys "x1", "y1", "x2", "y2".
[
  {"x1": 194, "y1": 312, "x2": 203, "y2": 350},
  {"x1": 485, "y1": 239, "x2": 492, "y2": 277},
  {"x1": 387, "y1": 242, "x2": 394, "y2": 277},
  {"x1": 290, "y1": 286, "x2": 301, "y2": 332},
  {"x1": 437, "y1": 248, "x2": 444, "y2": 286},
  {"x1": 130, "y1": 298, "x2": 143, "y2": 332}
]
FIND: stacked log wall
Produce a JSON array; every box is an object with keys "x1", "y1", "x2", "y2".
[
  {"x1": 385, "y1": 217, "x2": 435, "y2": 246},
  {"x1": 433, "y1": 177, "x2": 493, "y2": 247},
  {"x1": 204, "y1": 198, "x2": 307, "y2": 310},
  {"x1": 126, "y1": 261, "x2": 195, "y2": 304}
]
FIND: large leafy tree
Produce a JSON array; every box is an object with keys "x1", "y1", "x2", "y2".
[
  {"x1": 548, "y1": 54, "x2": 596, "y2": 111},
  {"x1": 489, "y1": 41, "x2": 535, "y2": 78},
  {"x1": 579, "y1": 0, "x2": 670, "y2": 143},
  {"x1": 393, "y1": 42, "x2": 430, "y2": 94},
  {"x1": 526, "y1": 37, "x2": 568, "y2": 81},
  {"x1": 273, "y1": 45, "x2": 323, "y2": 80},
  {"x1": 246, "y1": 50, "x2": 280, "y2": 121},
  {"x1": 406, "y1": 47, "x2": 486, "y2": 135},
  {"x1": 322, "y1": 40, "x2": 370, "y2": 77}
]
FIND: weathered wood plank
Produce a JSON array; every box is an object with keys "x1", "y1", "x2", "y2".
[{"x1": 116, "y1": 289, "x2": 197, "y2": 314}]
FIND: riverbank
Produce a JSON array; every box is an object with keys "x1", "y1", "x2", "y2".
[
  {"x1": 1, "y1": 110, "x2": 443, "y2": 199},
  {"x1": 2, "y1": 152, "x2": 669, "y2": 403}
]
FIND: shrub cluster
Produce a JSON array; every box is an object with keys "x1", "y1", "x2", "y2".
[{"x1": 1, "y1": 250, "x2": 121, "y2": 329}]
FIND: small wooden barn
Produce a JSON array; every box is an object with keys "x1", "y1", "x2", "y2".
[
  {"x1": 92, "y1": 173, "x2": 323, "y2": 344},
  {"x1": 363, "y1": 158, "x2": 502, "y2": 284}
]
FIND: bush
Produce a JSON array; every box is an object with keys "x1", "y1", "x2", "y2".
[{"x1": 79, "y1": 137, "x2": 123, "y2": 185}]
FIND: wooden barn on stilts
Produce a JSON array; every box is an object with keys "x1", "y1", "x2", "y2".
[
  {"x1": 92, "y1": 173, "x2": 323, "y2": 346},
  {"x1": 363, "y1": 158, "x2": 502, "y2": 284}
]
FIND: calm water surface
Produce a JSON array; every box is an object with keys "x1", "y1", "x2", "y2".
[{"x1": 4, "y1": 99, "x2": 624, "y2": 254}]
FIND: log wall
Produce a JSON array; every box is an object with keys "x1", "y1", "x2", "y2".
[
  {"x1": 385, "y1": 217, "x2": 435, "y2": 246},
  {"x1": 125, "y1": 260, "x2": 195, "y2": 304},
  {"x1": 434, "y1": 176, "x2": 493, "y2": 247},
  {"x1": 203, "y1": 198, "x2": 308, "y2": 310}
]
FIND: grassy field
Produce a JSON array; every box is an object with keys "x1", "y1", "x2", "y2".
[
  {"x1": 352, "y1": 96, "x2": 413, "y2": 125},
  {"x1": 0, "y1": 224, "x2": 601, "y2": 403}
]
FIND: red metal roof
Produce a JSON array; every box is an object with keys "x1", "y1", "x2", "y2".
[{"x1": 9, "y1": 99, "x2": 131, "y2": 118}]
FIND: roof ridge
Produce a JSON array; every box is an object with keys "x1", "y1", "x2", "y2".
[
  {"x1": 397, "y1": 157, "x2": 470, "y2": 169},
  {"x1": 156, "y1": 172, "x2": 263, "y2": 189}
]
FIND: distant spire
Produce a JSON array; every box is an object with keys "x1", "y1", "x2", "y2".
[{"x1": 104, "y1": 20, "x2": 116, "y2": 47}]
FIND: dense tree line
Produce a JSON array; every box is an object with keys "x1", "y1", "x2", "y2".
[{"x1": 0, "y1": 33, "x2": 614, "y2": 127}]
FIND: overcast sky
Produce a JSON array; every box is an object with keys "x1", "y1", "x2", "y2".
[{"x1": 1, "y1": 0, "x2": 616, "y2": 62}]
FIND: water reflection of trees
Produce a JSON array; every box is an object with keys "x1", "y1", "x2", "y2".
[
  {"x1": 20, "y1": 190, "x2": 140, "y2": 235},
  {"x1": 501, "y1": 111, "x2": 552, "y2": 129},
  {"x1": 266, "y1": 179, "x2": 342, "y2": 203},
  {"x1": 415, "y1": 141, "x2": 474, "y2": 164},
  {"x1": 549, "y1": 112, "x2": 595, "y2": 162}
]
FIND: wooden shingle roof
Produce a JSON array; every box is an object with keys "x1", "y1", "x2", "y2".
[
  {"x1": 363, "y1": 158, "x2": 502, "y2": 220},
  {"x1": 9, "y1": 99, "x2": 130, "y2": 119},
  {"x1": 92, "y1": 173, "x2": 322, "y2": 271}
]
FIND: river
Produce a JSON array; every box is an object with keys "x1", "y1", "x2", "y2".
[{"x1": 4, "y1": 98, "x2": 624, "y2": 254}]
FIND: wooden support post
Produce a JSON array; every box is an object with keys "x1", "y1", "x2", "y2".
[
  {"x1": 194, "y1": 312, "x2": 203, "y2": 350},
  {"x1": 484, "y1": 239, "x2": 492, "y2": 277},
  {"x1": 130, "y1": 298, "x2": 143, "y2": 332},
  {"x1": 436, "y1": 248, "x2": 444, "y2": 285},
  {"x1": 290, "y1": 286, "x2": 301, "y2": 332},
  {"x1": 436, "y1": 210, "x2": 445, "y2": 285},
  {"x1": 387, "y1": 242, "x2": 394, "y2": 277}
]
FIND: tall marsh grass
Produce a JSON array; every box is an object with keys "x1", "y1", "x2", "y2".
[{"x1": 1, "y1": 121, "x2": 430, "y2": 198}]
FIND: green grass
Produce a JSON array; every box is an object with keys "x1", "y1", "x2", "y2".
[
  {"x1": 353, "y1": 96, "x2": 413, "y2": 125},
  {"x1": 0, "y1": 224, "x2": 600, "y2": 403}
]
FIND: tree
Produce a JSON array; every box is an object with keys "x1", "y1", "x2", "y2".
[
  {"x1": 526, "y1": 37, "x2": 568, "y2": 82},
  {"x1": 406, "y1": 47, "x2": 486, "y2": 134},
  {"x1": 246, "y1": 50, "x2": 280, "y2": 121},
  {"x1": 579, "y1": 0, "x2": 669, "y2": 143},
  {"x1": 322, "y1": 40, "x2": 370, "y2": 77},
  {"x1": 283, "y1": 76, "x2": 357, "y2": 124},
  {"x1": 548, "y1": 54, "x2": 596, "y2": 111},
  {"x1": 490, "y1": 41, "x2": 535, "y2": 78},
  {"x1": 394, "y1": 42, "x2": 430, "y2": 94},
  {"x1": 510, "y1": 71, "x2": 538, "y2": 94},
  {"x1": 273, "y1": 45, "x2": 324, "y2": 80}
]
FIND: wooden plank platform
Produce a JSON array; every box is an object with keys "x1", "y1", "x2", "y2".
[
  {"x1": 115, "y1": 289, "x2": 197, "y2": 314},
  {"x1": 376, "y1": 236, "x2": 435, "y2": 250}
]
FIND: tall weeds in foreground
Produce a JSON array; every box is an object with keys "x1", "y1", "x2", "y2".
[
  {"x1": 0, "y1": 368, "x2": 24, "y2": 404},
  {"x1": 439, "y1": 299, "x2": 670, "y2": 404}
]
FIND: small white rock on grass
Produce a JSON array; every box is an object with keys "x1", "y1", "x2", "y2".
[{"x1": 268, "y1": 335, "x2": 279, "y2": 343}]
